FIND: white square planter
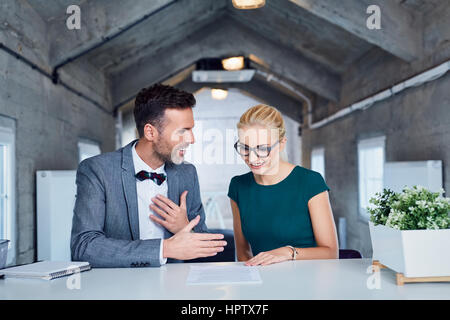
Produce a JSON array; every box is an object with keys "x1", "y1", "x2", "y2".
[{"x1": 369, "y1": 221, "x2": 450, "y2": 278}]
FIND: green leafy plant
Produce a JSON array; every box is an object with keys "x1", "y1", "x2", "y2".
[{"x1": 368, "y1": 186, "x2": 450, "y2": 230}]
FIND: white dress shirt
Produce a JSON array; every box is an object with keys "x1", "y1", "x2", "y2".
[{"x1": 132, "y1": 142, "x2": 167, "y2": 265}]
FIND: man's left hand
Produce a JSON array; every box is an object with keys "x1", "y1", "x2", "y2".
[{"x1": 149, "y1": 191, "x2": 190, "y2": 234}]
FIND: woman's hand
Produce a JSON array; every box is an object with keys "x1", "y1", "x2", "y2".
[{"x1": 245, "y1": 247, "x2": 293, "y2": 266}]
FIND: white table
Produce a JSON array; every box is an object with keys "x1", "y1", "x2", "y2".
[{"x1": 1, "y1": 259, "x2": 449, "y2": 300}]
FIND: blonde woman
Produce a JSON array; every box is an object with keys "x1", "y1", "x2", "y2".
[{"x1": 228, "y1": 104, "x2": 338, "y2": 266}]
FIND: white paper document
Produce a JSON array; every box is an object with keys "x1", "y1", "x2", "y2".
[{"x1": 186, "y1": 265, "x2": 262, "y2": 285}]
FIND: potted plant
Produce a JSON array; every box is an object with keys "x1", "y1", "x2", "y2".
[{"x1": 368, "y1": 186, "x2": 450, "y2": 279}]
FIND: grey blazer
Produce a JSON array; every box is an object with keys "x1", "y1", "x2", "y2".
[{"x1": 71, "y1": 139, "x2": 208, "y2": 268}]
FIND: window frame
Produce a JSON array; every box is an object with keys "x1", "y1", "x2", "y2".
[
  {"x1": 0, "y1": 125, "x2": 16, "y2": 266},
  {"x1": 77, "y1": 138, "x2": 101, "y2": 163},
  {"x1": 357, "y1": 135, "x2": 386, "y2": 221},
  {"x1": 311, "y1": 146, "x2": 326, "y2": 179}
]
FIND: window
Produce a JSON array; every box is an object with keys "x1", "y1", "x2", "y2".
[
  {"x1": 0, "y1": 124, "x2": 15, "y2": 265},
  {"x1": 78, "y1": 139, "x2": 101, "y2": 163},
  {"x1": 358, "y1": 136, "x2": 385, "y2": 219},
  {"x1": 311, "y1": 147, "x2": 325, "y2": 178}
]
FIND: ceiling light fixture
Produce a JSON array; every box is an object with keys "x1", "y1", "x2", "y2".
[
  {"x1": 222, "y1": 56, "x2": 245, "y2": 71},
  {"x1": 211, "y1": 89, "x2": 228, "y2": 100},
  {"x1": 193, "y1": 57, "x2": 255, "y2": 83},
  {"x1": 232, "y1": 0, "x2": 265, "y2": 10}
]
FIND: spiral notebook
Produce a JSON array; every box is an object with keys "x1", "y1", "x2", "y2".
[{"x1": 1, "y1": 261, "x2": 91, "y2": 280}]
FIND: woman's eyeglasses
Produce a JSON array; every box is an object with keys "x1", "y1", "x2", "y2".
[{"x1": 234, "y1": 140, "x2": 280, "y2": 158}]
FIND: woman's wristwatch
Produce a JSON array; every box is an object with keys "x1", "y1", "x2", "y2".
[{"x1": 286, "y1": 245, "x2": 298, "y2": 260}]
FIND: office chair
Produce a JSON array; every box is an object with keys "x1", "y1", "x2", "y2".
[
  {"x1": 339, "y1": 249, "x2": 362, "y2": 259},
  {"x1": 189, "y1": 228, "x2": 236, "y2": 263}
]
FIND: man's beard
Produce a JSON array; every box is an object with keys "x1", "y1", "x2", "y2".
[
  {"x1": 153, "y1": 142, "x2": 175, "y2": 164},
  {"x1": 153, "y1": 138, "x2": 186, "y2": 165}
]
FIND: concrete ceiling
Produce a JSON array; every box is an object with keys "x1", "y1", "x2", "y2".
[
  {"x1": 24, "y1": 0, "x2": 445, "y2": 113},
  {"x1": 227, "y1": 1, "x2": 374, "y2": 74},
  {"x1": 27, "y1": 0, "x2": 86, "y2": 22},
  {"x1": 84, "y1": 0, "x2": 227, "y2": 72},
  {"x1": 398, "y1": 0, "x2": 443, "y2": 13}
]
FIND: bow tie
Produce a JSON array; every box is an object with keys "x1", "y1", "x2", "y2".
[{"x1": 135, "y1": 170, "x2": 167, "y2": 186}]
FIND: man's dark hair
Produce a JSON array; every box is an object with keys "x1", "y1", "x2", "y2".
[{"x1": 134, "y1": 83, "x2": 196, "y2": 137}]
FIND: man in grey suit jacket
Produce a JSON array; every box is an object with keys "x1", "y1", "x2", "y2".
[{"x1": 71, "y1": 84, "x2": 227, "y2": 268}]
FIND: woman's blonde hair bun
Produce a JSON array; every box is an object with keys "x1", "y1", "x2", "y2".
[{"x1": 237, "y1": 104, "x2": 286, "y2": 139}]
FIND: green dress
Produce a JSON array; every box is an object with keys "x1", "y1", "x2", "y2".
[{"x1": 227, "y1": 166, "x2": 330, "y2": 256}]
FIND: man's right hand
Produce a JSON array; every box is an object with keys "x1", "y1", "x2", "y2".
[{"x1": 162, "y1": 215, "x2": 227, "y2": 260}]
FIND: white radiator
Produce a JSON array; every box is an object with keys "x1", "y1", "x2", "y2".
[{"x1": 36, "y1": 170, "x2": 76, "y2": 261}]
